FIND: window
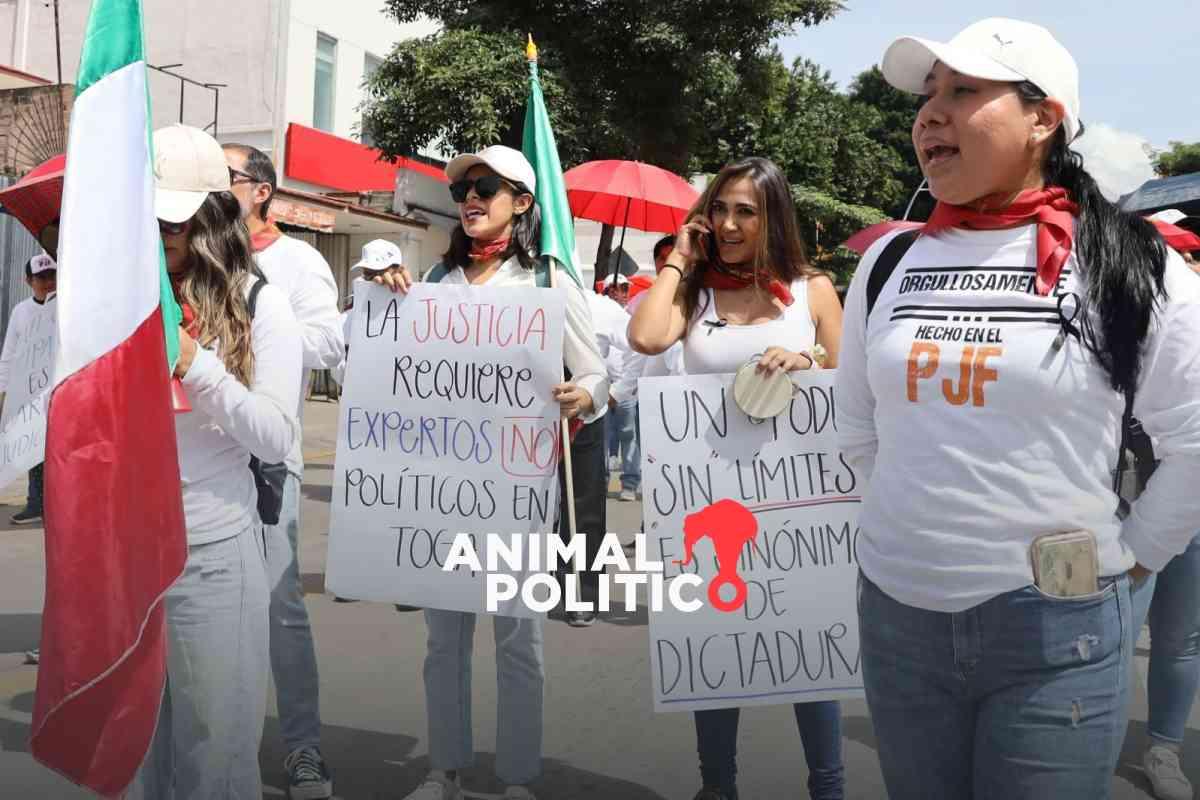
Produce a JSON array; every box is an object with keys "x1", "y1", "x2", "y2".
[
  {"x1": 313, "y1": 33, "x2": 337, "y2": 132},
  {"x1": 361, "y1": 53, "x2": 383, "y2": 147}
]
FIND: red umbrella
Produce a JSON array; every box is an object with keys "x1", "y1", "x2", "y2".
[
  {"x1": 1148, "y1": 218, "x2": 1200, "y2": 253},
  {"x1": 565, "y1": 159, "x2": 699, "y2": 235},
  {"x1": 0, "y1": 153, "x2": 65, "y2": 237},
  {"x1": 843, "y1": 220, "x2": 923, "y2": 254}
]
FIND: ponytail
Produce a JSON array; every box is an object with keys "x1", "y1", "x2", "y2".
[{"x1": 1019, "y1": 82, "x2": 1167, "y2": 394}]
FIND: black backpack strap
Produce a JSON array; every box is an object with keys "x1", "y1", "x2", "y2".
[
  {"x1": 247, "y1": 276, "x2": 267, "y2": 319},
  {"x1": 865, "y1": 228, "x2": 921, "y2": 320},
  {"x1": 1115, "y1": 389, "x2": 1134, "y2": 494},
  {"x1": 425, "y1": 262, "x2": 450, "y2": 284}
]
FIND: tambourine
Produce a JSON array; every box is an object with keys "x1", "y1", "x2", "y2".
[{"x1": 731, "y1": 351, "x2": 819, "y2": 424}]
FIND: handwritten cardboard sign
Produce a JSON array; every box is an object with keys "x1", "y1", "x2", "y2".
[
  {"x1": 0, "y1": 298, "x2": 55, "y2": 489},
  {"x1": 326, "y1": 281, "x2": 565, "y2": 616},
  {"x1": 640, "y1": 370, "x2": 864, "y2": 712}
]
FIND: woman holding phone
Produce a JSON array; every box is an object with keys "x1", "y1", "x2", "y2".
[
  {"x1": 628, "y1": 156, "x2": 845, "y2": 800},
  {"x1": 835, "y1": 18, "x2": 1200, "y2": 799}
]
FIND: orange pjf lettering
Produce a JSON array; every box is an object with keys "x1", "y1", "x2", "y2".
[
  {"x1": 906, "y1": 342, "x2": 940, "y2": 402},
  {"x1": 942, "y1": 346, "x2": 974, "y2": 406},
  {"x1": 971, "y1": 346, "x2": 1002, "y2": 406}
]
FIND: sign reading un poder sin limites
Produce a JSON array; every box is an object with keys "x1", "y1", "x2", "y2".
[
  {"x1": 327, "y1": 281, "x2": 565, "y2": 617},
  {"x1": 639, "y1": 370, "x2": 864, "y2": 712}
]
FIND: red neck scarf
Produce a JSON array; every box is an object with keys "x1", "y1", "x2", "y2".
[
  {"x1": 469, "y1": 237, "x2": 510, "y2": 262},
  {"x1": 250, "y1": 219, "x2": 284, "y2": 253},
  {"x1": 169, "y1": 274, "x2": 200, "y2": 338},
  {"x1": 702, "y1": 265, "x2": 794, "y2": 307},
  {"x1": 924, "y1": 187, "x2": 1079, "y2": 296}
]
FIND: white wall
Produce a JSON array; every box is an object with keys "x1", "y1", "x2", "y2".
[{"x1": 286, "y1": 0, "x2": 436, "y2": 142}]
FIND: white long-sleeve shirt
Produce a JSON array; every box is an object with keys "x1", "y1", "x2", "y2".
[
  {"x1": 585, "y1": 291, "x2": 631, "y2": 386},
  {"x1": 428, "y1": 257, "x2": 609, "y2": 423},
  {"x1": 254, "y1": 234, "x2": 343, "y2": 476},
  {"x1": 177, "y1": 279, "x2": 302, "y2": 544},
  {"x1": 0, "y1": 297, "x2": 40, "y2": 394},
  {"x1": 836, "y1": 224, "x2": 1200, "y2": 612}
]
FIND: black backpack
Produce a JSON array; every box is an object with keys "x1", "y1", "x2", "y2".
[
  {"x1": 861, "y1": 229, "x2": 1157, "y2": 506},
  {"x1": 247, "y1": 278, "x2": 288, "y2": 526}
]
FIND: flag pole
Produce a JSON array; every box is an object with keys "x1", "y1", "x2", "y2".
[{"x1": 527, "y1": 35, "x2": 585, "y2": 602}]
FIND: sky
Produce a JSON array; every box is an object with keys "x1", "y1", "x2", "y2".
[{"x1": 777, "y1": 0, "x2": 1197, "y2": 198}]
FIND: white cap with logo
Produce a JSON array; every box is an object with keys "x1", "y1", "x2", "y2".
[
  {"x1": 30, "y1": 253, "x2": 56, "y2": 274},
  {"x1": 153, "y1": 124, "x2": 232, "y2": 223},
  {"x1": 351, "y1": 239, "x2": 405, "y2": 273},
  {"x1": 445, "y1": 145, "x2": 537, "y2": 194},
  {"x1": 882, "y1": 18, "x2": 1081, "y2": 142}
]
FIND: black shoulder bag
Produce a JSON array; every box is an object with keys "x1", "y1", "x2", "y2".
[{"x1": 247, "y1": 278, "x2": 288, "y2": 526}]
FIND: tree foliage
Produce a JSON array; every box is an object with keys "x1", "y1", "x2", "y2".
[{"x1": 1154, "y1": 141, "x2": 1200, "y2": 178}]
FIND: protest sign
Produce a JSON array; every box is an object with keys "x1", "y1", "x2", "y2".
[
  {"x1": 640, "y1": 370, "x2": 864, "y2": 712},
  {"x1": 0, "y1": 298, "x2": 55, "y2": 489},
  {"x1": 326, "y1": 281, "x2": 565, "y2": 616}
]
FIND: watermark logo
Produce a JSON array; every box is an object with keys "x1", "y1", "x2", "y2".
[{"x1": 677, "y1": 499, "x2": 756, "y2": 612}]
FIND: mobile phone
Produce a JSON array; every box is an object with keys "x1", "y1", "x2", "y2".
[{"x1": 1030, "y1": 530, "x2": 1099, "y2": 598}]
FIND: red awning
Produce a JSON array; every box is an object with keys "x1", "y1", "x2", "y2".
[{"x1": 284, "y1": 123, "x2": 445, "y2": 192}]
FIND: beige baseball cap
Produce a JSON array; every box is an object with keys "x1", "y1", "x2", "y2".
[
  {"x1": 445, "y1": 145, "x2": 537, "y2": 193},
  {"x1": 153, "y1": 124, "x2": 232, "y2": 223},
  {"x1": 882, "y1": 18, "x2": 1081, "y2": 142}
]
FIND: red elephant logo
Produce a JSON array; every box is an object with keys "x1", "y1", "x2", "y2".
[{"x1": 675, "y1": 499, "x2": 758, "y2": 612}]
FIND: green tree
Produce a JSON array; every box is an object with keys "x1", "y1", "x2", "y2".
[
  {"x1": 1154, "y1": 141, "x2": 1200, "y2": 178},
  {"x1": 847, "y1": 65, "x2": 924, "y2": 217}
]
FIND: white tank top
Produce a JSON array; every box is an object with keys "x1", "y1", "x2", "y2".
[{"x1": 683, "y1": 279, "x2": 816, "y2": 375}]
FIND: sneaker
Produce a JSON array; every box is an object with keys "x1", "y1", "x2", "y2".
[
  {"x1": 692, "y1": 789, "x2": 729, "y2": 800},
  {"x1": 11, "y1": 508, "x2": 42, "y2": 525},
  {"x1": 608, "y1": 455, "x2": 621, "y2": 471},
  {"x1": 1145, "y1": 745, "x2": 1194, "y2": 800},
  {"x1": 566, "y1": 610, "x2": 597, "y2": 627},
  {"x1": 23, "y1": 648, "x2": 39, "y2": 665},
  {"x1": 618, "y1": 489, "x2": 637, "y2": 502},
  {"x1": 395, "y1": 604, "x2": 422, "y2": 612},
  {"x1": 503, "y1": 787, "x2": 537, "y2": 800},
  {"x1": 284, "y1": 746, "x2": 333, "y2": 800},
  {"x1": 402, "y1": 771, "x2": 462, "y2": 800}
]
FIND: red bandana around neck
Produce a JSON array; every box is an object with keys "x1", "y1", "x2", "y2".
[
  {"x1": 469, "y1": 237, "x2": 511, "y2": 262},
  {"x1": 250, "y1": 219, "x2": 283, "y2": 253},
  {"x1": 702, "y1": 265, "x2": 795, "y2": 307},
  {"x1": 924, "y1": 187, "x2": 1080, "y2": 296},
  {"x1": 169, "y1": 274, "x2": 200, "y2": 337}
]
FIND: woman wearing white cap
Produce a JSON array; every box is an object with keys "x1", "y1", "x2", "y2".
[
  {"x1": 130, "y1": 124, "x2": 301, "y2": 799},
  {"x1": 370, "y1": 144, "x2": 608, "y2": 800},
  {"x1": 834, "y1": 18, "x2": 1200, "y2": 799}
]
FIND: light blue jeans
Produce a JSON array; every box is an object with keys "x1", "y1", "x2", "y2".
[
  {"x1": 423, "y1": 608, "x2": 544, "y2": 785},
  {"x1": 1131, "y1": 534, "x2": 1200, "y2": 745},
  {"x1": 265, "y1": 474, "x2": 322, "y2": 753},
  {"x1": 129, "y1": 525, "x2": 270, "y2": 799},
  {"x1": 859, "y1": 570, "x2": 1132, "y2": 799},
  {"x1": 612, "y1": 398, "x2": 640, "y2": 492}
]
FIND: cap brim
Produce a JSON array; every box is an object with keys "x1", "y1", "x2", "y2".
[
  {"x1": 882, "y1": 35, "x2": 1024, "y2": 94},
  {"x1": 155, "y1": 188, "x2": 207, "y2": 224},
  {"x1": 445, "y1": 154, "x2": 486, "y2": 183}
]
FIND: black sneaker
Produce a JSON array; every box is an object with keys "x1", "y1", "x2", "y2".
[
  {"x1": 692, "y1": 789, "x2": 730, "y2": 800},
  {"x1": 566, "y1": 610, "x2": 597, "y2": 627},
  {"x1": 24, "y1": 648, "x2": 39, "y2": 665},
  {"x1": 11, "y1": 508, "x2": 42, "y2": 525},
  {"x1": 284, "y1": 746, "x2": 333, "y2": 800}
]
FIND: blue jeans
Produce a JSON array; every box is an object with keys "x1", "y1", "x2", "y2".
[
  {"x1": 265, "y1": 474, "x2": 322, "y2": 752},
  {"x1": 694, "y1": 702, "x2": 843, "y2": 798},
  {"x1": 859, "y1": 570, "x2": 1132, "y2": 800},
  {"x1": 1131, "y1": 534, "x2": 1200, "y2": 745},
  {"x1": 609, "y1": 399, "x2": 640, "y2": 492},
  {"x1": 423, "y1": 609, "x2": 544, "y2": 785},
  {"x1": 27, "y1": 462, "x2": 43, "y2": 513},
  {"x1": 129, "y1": 525, "x2": 270, "y2": 799}
]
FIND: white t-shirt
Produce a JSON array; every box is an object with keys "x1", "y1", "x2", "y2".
[
  {"x1": 254, "y1": 234, "x2": 343, "y2": 476},
  {"x1": 0, "y1": 297, "x2": 40, "y2": 393},
  {"x1": 683, "y1": 278, "x2": 815, "y2": 375},
  {"x1": 176, "y1": 278, "x2": 302, "y2": 544},
  {"x1": 836, "y1": 224, "x2": 1200, "y2": 612},
  {"x1": 585, "y1": 291, "x2": 631, "y2": 384}
]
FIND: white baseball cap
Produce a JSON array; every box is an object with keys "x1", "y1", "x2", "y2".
[
  {"x1": 1150, "y1": 209, "x2": 1188, "y2": 226},
  {"x1": 351, "y1": 239, "x2": 404, "y2": 273},
  {"x1": 445, "y1": 145, "x2": 537, "y2": 194},
  {"x1": 601, "y1": 273, "x2": 630, "y2": 287},
  {"x1": 882, "y1": 18, "x2": 1081, "y2": 142},
  {"x1": 30, "y1": 253, "x2": 56, "y2": 274},
  {"x1": 153, "y1": 124, "x2": 232, "y2": 223}
]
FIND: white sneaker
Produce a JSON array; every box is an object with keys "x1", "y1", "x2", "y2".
[
  {"x1": 618, "y1": 489, "x2": 637, "y2": 502},
  {"x1": 503, "y1": 787, "x2": 537, "y2": 800},
  {"x1": 1145, "y1": 745, "x2": 1194, "y2": 800},
  {"x1": 402, "y1": 771, "x2": 462, "y2": 800},
  {"x1": 607, "y1": 456, "x2": 620, "y2": 471}
]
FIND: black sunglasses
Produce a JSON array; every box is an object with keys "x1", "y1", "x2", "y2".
[
  {"x1": 158, "y1": 218, "x2": 189, "y2": 235},
  {"x1": 449, "y1": 174, "x2": 521, "y2": 204},
  {"x1": 228, "y1": 167, "x2": 259, "y2": 185}
]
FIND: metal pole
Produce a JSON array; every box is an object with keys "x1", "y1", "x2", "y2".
[
  {"x1": 178, "y1": 77, "x2": 184, "y2": 124},
  {"x1": 51, "y1": 0, "x2": 62, "y2": 85},
  {"x1": 610, "y1": 196, "x2": 631, "y2": 284}
]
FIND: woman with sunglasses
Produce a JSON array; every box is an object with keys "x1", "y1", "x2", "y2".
[
  {"x1": 628, "y1": 156, "x2": 845, "y2": 800},
  {"x1": 373, "y1": 145, "x2": 608, "y2": 800},
  {"x1": 835, "y1": 19, "x2": 1200, "y2": 799},
  {"x1": 130, "y1": 125, "x2": 301, "y2": 799}
]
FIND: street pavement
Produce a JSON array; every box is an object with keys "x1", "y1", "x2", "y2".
[{"x1": 0, "y1": 400, "x2": 1190, "y2": 799}]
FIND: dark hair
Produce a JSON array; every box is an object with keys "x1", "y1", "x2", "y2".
[
  {"x1": 681, "y1": 157, "x2": 822, "y2": 330},
  {"x1": 442, "y1": 178, "x2": 541, "y2": 271},
  {"x1": 23, "y1": 257, "x2": 33, "y2": 278},
  {"x1": 1017, "y1": 81, "x2": 1167, "y2": 394},
  {"x1": 223, "y1": 143, "x2": 278, "y2": 222},
  {"x1": 653, "y1": 235, "x2": 676, "y2": 261}
]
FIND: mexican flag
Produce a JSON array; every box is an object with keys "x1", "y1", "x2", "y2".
[
  {"x1": 30, "y1": 0, "x2": 187, "y2": 795},
  {"x1": 521, "y1": 37, "x2": 582, "y2": 288}
]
